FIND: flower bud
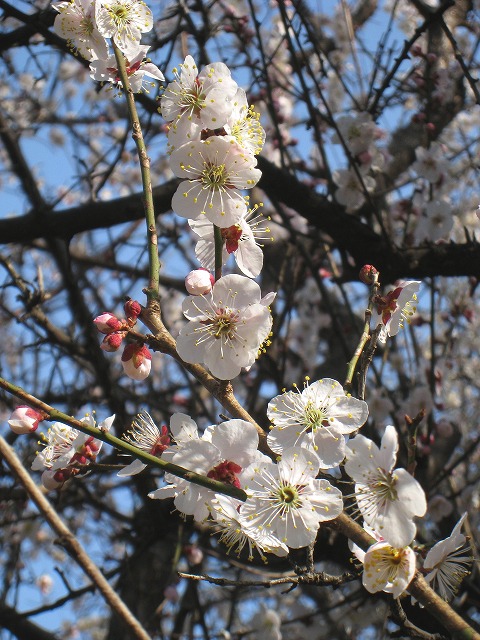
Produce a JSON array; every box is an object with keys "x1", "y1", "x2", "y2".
[
  {"x1": 124, "y1": 299, "x2": 142, "y2": 320},
  {"x1": 185, "y1": 269, "x2": 215, "y2": 295},
  {"x1": 121, "y1": 344, "x2": 152, "y2": 381},
  {"x1": 185, "y1": 544, "x2": 203, "y2": 565},
  {"x1": 359, "y1": 264, "x2": 379, "y2": 285},
  {"x1": 94, "y1": 312, "x2": 123, "y2": 334},
  {"x1": 41, "y1": 469, "x2": 66, "y2": 491},
  {"x1": 8, "y1": 406, "x2": 44, "y2": 434},
  {"x1": 101, "y1": 332, "x2": 124, "y2": 352}
]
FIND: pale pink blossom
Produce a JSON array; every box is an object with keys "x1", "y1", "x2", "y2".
[
  {"x1": 149, "y1": 419, "x2": 260, "y2": 522},
  {"x1": 363, "y1": 541, "x2": 416, "y2": 598},
  {"x1": 170, "y1": 137, "x2": 261, "y2": 227},
  {"x1": 415, "y1": 199, "x2": 454, "y2": 242},
  {"x1": 345, "y1": 425, "x2": 427, "y2": 547},
  {"x1": 95, "y1": 0, "x2": 153, "y2": 57},
  {"x1": 332, "y1": 168, "x2": 376, "y2": 212},
  {"x1": 240, "y1": 447, "x2": 343, "y2": 548},
  {"x1": 118, "y1": 410, "x2": 171, "y2": 477},
  {"x1": 161, "y1": 55, "x2": 238, "y2": 148},
  {"x1": 267, "y1": 378, "x2": 368, "y2": 467},
  {"x1": 411, "y1": 142, "x2": 449, "y2": 183},
  {"x1": 52, "y1": 0, "x2": 109, "y2": 61},
  {"x1": 176, "y1": 274, "x2": 272, "y2": 380}
]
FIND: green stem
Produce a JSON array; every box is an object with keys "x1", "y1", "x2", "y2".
[
  {"x1": 0, "y1": 377, "x2": 245, "y2": 501},
  {"x1": 113, "y1": 44, "x2": 160, "y2": 305},
  {"x1": 213, "y1": 224, "x2": 223, "y2": 281}
]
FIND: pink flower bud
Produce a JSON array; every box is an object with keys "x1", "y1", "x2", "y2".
[
  {"x1": 121, "y1": 344, "x2": 152, "y2": 381},
  {"x1": 94, "y1": 312, "x2": 123, "y2": 334},
  {"x1": 185, "y1": 269, "x2": 215, "y2": 295},
  {"x1": 101, "y1": 332, "x2": 124, "y2": 352},
  {"x1": 359, "y1": 264, "x2": 379, "y2": 285},
  {"x1": 8, "y1": 406, "x2": 44, "y2": 434},
  {"x1": 124, "y1": 299, "x2": 142, "y2": 319}
]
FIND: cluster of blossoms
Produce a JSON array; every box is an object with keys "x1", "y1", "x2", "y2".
[
  {"x1": 47, "y1": 0, "x2": 471, "y2": 610},
  {"x1": 158, "y1": 54, "x2": 274, "y2": 380},
  {"x1": 53, "y1": 0, "x2": 164, "y2": 93},
  {"x1": 9, "y1": 409, "x2": 114, "y2": 490}
]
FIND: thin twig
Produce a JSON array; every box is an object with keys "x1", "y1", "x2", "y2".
[{"x1": 0, "y1": 435, "x2": 152, "y2": 640}]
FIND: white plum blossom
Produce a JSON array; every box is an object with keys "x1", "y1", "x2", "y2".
[
  {"x1": 411, "y1": 142, "x2": 449, "y2": 183},
  {"x1": 332, "y1": 113, "x2": 380, "y2": 156},
  {"x1": 170, "y1": 137, "x2": 262, "y2": 227},
  {"x1": 362, "y1": 540, "x2": 416, "y2": 598},
  {"x1": 32, "y1": 414, "x2": 114, "y2": 471},
  {"x1": 224, "y1": 88, "x2": 266, "y2": 156},
  {"x1": 415, "y1": 199, "x2": 454, "y2": 243},
  {"x1": 52, "y1": 0, "x2": 109, "y2": 61},
  {"x1": 344, "y1": 425, "x2": 427, "y2": 547},
  {"x1": 176, "y1": 274, "x2": 273, "y2": 380},
  {"x1": 32, "y1": 422, "x2": 79, "y2": 471},
  {"x1": 371, "y1": 280, "x2": 420, "y2": 342},
  {"x1": 250, "y1": 605, "x2": 283, "y2": 640},
  {"x1": 90, "y1": 45, "x2": 164, "y2": 93},
  {"x1": 149, "y1": 420, "x2": 260, "y2": 522},
  {"x1": 332, "y1": 168, "x2": 376, "y2": 212},
  {"x1": 161, "y1": 55, "x2": 238, "y2": 148},
  {"x1": 95, "y1": 0, "x2": 153, "y2": 57},
  {"x1": 209, "y1": 494, "x2": 288, "y2": 561},
  {"x1": 240, "y1": 447, "x2": 343, "y2": 548},
  {"x1": 423, "y1": 513, "x2": 472, "y2": 601},
  {"x1": 189, "y1": 207, "x2": 270, "y2": 278},
  {"x1": 117, "y1": 410, "x2": 171, "y2": 477},
  {"x1": 267, "y1": 378, "x2": 368, "y2": 467}
]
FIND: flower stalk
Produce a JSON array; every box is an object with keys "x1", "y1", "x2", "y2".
[{"x1": 113, "y1": 43, "x2": 160, "y2": 305}]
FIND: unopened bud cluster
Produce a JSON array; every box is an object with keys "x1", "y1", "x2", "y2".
[{"x1": 93, "y1": 301, "x2": 152, "y2": 380}]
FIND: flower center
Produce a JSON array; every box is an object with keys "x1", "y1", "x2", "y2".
[
  {"x1": 277, "y1": 484, "x2": 300, "y2": 507},
  {"x1": 202, "y1": 162, "x2": 228, "y2": 191},
  {"x1": 211, "y1": 308, "x2": 238, "y2": 339},
  {"x1": 180, "y1": 80, "x2": 206, "y2": 116},
  {"x1": 304, "y1": 401, "x2": 328, "y2": 432},
  {"x1": 372, "y1": 468, "x2": 398, "y2": 501},
  {"x1": 80, "y1": 17, "x2": 94, "y2": 36},
  {"x1": 112, "y1": 4, "x2": 129, "y2": 21}
]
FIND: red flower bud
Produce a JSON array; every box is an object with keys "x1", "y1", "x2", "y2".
[
  {"x1": 359, "y1": 265, "x2": 379, "y2": 285},
  {"x1": 101, "y1": 332, "x2": 124, "y2": 352},
  {"x1": 124, "y1": 299, "x2": 142, "y2": 319}
]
